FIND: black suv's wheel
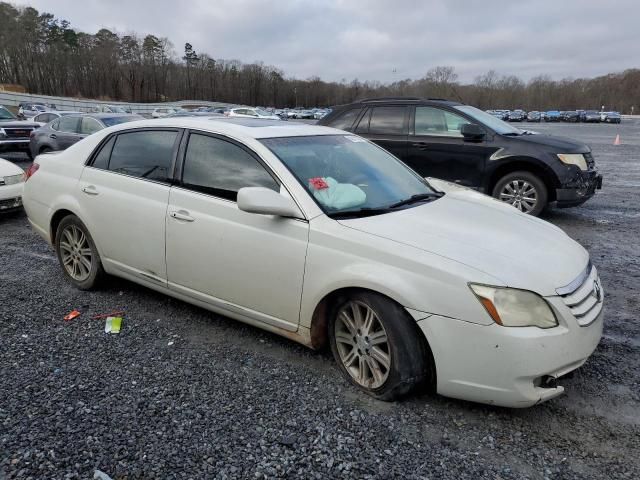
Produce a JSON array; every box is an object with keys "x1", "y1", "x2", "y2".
[
  {"x1": 492, "y1": 171, "x2": 548, "y2": 216},
  {"x1": 329, "y1": 291, "x2": 434, "y2": 401},
  {"x1": 54, "y1": 215, "x2": 105, "y2": 290}
]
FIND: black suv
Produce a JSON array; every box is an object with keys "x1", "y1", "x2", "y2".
[{"x1": 318, "y1": 97, "x2": 602, "y2": 216}]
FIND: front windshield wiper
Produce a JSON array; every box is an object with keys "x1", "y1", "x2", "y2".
[
  {"x1": 501, "y1": 132, "x2": 523, "y2": 136},
  {"x1": 388, "y1": 192, "x2": 443, "y2": 209},
  {"x1": 328, "y1": 207, "x2": 394, "y2": 219}
]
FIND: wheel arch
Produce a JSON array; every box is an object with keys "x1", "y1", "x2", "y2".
[{"x1": 487, "y1": 157, "x2": 559, "y2": 202}]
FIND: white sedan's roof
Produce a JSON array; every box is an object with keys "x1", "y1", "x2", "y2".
[{"x1": 110, "y1": 117, "x2": 343, "y2": 139}]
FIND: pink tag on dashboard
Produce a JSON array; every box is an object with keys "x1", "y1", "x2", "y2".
[{"x1": 309, "y1": 177, "x2": 329, "y2": 190}]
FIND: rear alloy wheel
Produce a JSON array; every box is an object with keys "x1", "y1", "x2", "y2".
[
  {"x1": 329, "y1": 292, "x2": 434, "y2": 401},
  {"x1": 492, "y1": 171, "x2": 548, "y2": 216},
  {"x1": 55, "y1": 215, "x2": 105, "y2": 290}
]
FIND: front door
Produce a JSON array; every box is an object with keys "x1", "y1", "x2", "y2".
[
  {"x1": 78, "y1": 128, "x2": 181, "y2": 283},
  {"x1": 405, "y1": 106, "x2": 490, "y2": 188},
  {"x1": 165, "y1": 131, "x2": 308, "y2": 330}
]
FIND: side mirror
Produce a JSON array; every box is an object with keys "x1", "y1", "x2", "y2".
[
  {"x1": 461, "y1": 123, "x2": 485, "y2": 141},
  {"x1": 237, "y1": 187, "x2": 303, "y2": 218}
]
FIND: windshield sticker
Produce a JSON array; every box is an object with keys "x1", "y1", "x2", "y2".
[{"x1": 309, "y1": 177, "x2": 329, "y2": 190}]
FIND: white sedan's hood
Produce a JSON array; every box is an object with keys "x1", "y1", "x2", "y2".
[{"x1": 339, "y1": 188, "x2": 588, "y2": 296}]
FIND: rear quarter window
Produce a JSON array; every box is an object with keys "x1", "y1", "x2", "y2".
[{"x1": 325, "y1": 108, "x2": 363, "y2": 131}]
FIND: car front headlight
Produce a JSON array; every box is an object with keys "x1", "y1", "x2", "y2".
[
  {"x1": 469, "y1": 284, "x2": 558, "y2": 328},
  {"x1": 557, "y1": 153, "x2": 587, "y2": 171},
  {"x1": 2, "y1": 174, "x2": 24, "y2": 185}
]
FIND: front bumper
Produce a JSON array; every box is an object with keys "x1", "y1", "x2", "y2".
[
  {"x1": 556, "y1": 171, "x2": 602, "y2": 208},
  {"x1": 0, "y1": 182, "x2": 24, "y2": 213},
  {"x1": 417, "y1": 297, "x2": 603, "y2": 408}
]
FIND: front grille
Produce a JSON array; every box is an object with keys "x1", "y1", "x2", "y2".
[
  {"x1": 557, "y1": 263, "x2": 603, "y2": 326},
  {"x1": 584, "y1": 152, "x2": 596, "y2": 170},
  {"x1": 4, "y1": 127, "x2": 33, "y2": 139}
]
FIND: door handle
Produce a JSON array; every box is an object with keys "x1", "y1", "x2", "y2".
[
  {"x1": 169, "y1": 210, "x2": 195, "y2": 222},
  {"x1": 49, "y1": 134, "x2": 57, "y2": 139},
  {"x1": 82, "y1": 186, "x2": 99, "y2": 196},
  {"x1": 411, "y1": 142, "x2": 429, "y2": 150}
]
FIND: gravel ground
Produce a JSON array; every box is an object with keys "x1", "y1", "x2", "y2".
[{"x1": 1, "y1": 120, "x2": 639, "y2": 479}]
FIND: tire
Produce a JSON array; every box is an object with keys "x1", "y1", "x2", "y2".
[
  {"x1": 54, "y1": 215, "x2": 105, "y2": 290},
  {"x1": 492, "y1": 171, "x2": 548, "y2": 216},
  {"x1": 329, "y1": 291, "x2": 434, "y2": 401},
  {"x1": 26, "y1": 149, "x2": 33, "y2": 160}
]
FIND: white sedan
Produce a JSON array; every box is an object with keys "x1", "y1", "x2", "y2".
[
  {"x1": 227, "y1": 107, "x2": 281, "y2": 120},
  {"x1": 22, "y1": 118, "x2": 604, "y2": 407},
  {"x1": 0, "y1": 157, "x2": 24, "y2": 213}
]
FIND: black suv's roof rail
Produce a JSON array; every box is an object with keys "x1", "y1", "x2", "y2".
[
  {"x1": 356, "y1": 97, "x2": 423, "y2": 103},
  {"x1": 356, "y1": 96, "x2": 454, "y2": 103}
]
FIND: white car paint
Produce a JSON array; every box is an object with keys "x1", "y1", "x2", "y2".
[
  {"x1": 0, "y1": 157, "x2": 24, "y2": 212},
  {"x1": 21, "y1": 118, "x2": 604, "y2": 407}
]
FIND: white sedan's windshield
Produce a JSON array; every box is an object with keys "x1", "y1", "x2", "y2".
[
  {"x1": 455, "y1": 105, "x2": 523, "y2": 135},
  {"x1": 261, "y1": 135, "x2": 439, "y2": 216}
]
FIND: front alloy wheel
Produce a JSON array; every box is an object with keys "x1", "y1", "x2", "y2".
[
  {"x1": 498, "y1": 179, "x2": 538, "y2": 213},
  {"x1": 329, "y1": 292, "x2": 435, "y2": 401},
  {"x1": 334, "y1": 300, "x2": 391, "y2": 389},
  {"x1": 492, "y1": 171, "x2": 548, "y2": 216}
]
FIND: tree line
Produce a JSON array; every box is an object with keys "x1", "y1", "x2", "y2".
[{"x1": 1, "y1": 3, "x2": 638, "y2": 112}]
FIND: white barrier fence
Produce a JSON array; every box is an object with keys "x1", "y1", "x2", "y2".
[{"x1": 0, "y1": 91, "x2": 233, "y2": 114}]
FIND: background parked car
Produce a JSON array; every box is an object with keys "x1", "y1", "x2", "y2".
[
  {"x1": 319, "y1": 97, "x2": 602, "y2": 216},
  {"x1": 18, "y1": 103, "x2": 47, "y2": 119},
  {"x1": 92, "y1": 104, "x2": 132, "y2": 114},
  {"x1": 562, "y1": 111, "x2": 580, "y2": 122},
  {"x1": 543, "y1": 110, "x2": 561, "y2": 122},
  {"x1": 1, "y1": 105, "x2": 40, "y2": 159},
  {"x1": 30, "y1": 113, "x2": 142, "y2": 156},
  {"x1": 227, "y1": 107, "x2": 281, "y2": 120},
  {"x1": 601, "y1": 111, "x2": 621, "y2": 123},
  {"x1": 151, "y1": 107, "x2": 182, "y2": 118},
  {"x1": 32, "y1": 110, "x2": 81, "y2": 127},
  {"x1": 583, "y1": 110, "x2": 601, "y2": 123},
  {"x1": 0, "y1": 156, "x2": 25, "y2": 213},
  {"x1": 508, "y1": 110, "x2": 525, "y2": 122},
  {"x1": 526, "y1": 111, "x2": 541, "y2": 122}
]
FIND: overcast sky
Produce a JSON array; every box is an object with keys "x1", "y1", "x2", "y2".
[{"x1": 19, "y1": 0, "x2": 640, "y2": 84}]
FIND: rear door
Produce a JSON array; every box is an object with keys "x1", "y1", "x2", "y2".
[
  {"x1": 405, "y1": 106, "x2": 489, "y2": 187},
  {"x1": 354, "y1": 106, "x2": 408, "y2": 160},
  {"x1": 79, "y1": 128, "x2": 181, "y2": 283}
]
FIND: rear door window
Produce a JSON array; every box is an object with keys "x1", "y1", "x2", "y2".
[
  {"x1": 91, "y1": 137, "x2": 115, "y2": 170},
  {"x1": 58, "y1": 116, "x2": 81, "y2": 133},
  {"x1": 368, "y1": 106, "x2": 407, "y2": 135},
  {"x1": 325, "y1": 108, "x2": 363, "y2": 131},
  {"x1": 181, "y1": 133, "x2": 279, "y2": 201},
  {"x1": 108, "y1": 130, "x2": 179, "y2": 182}
]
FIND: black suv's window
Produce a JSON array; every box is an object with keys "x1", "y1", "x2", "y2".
[
  {"x1": 414, "y1": 107, "x2": 469, "y2": 137},
  {"x1": 368, "y1": 106, "x2": 406, "y2": 135},
  {"x1": 108, "y1": 130, "x2": 178, "y2": 182},
  {"x1": 58, "y1": 116, "x2": 81, "y2": 134},
  {"x1": 181, "y1": 133, "x2": 278, "y2": 201},
  {"x1": 325, "y1": 108, "x2": 362, "y2": 131}
]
